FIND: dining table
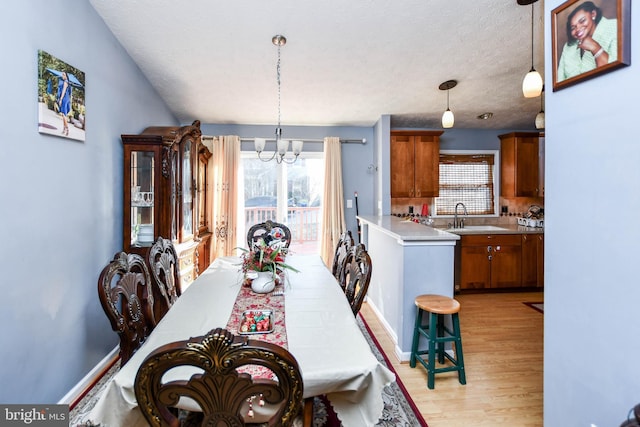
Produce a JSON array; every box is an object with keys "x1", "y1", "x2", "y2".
[{"x1": 87, "y1": 253, "x2": 395, "y2": 426}]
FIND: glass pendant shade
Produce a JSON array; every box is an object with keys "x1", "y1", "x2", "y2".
[
  {"x1": 442, "y1": 109, "x2": 454, "y2": 128},
  {"x1": 254, "y1": 138, "x2": 266, "y2": 153},
  {"x1": 276, "y1": 138, "x2": 289, "y2": 155},
  {"x1": 523, "y1": 69, "x2": 543, "y2": 98},
  {"x1": 535, "y1": 110, "x2": 545, "y2": 129},
  {"x1": 291, "y1": 140, "x2": 304, "y2": 155}
]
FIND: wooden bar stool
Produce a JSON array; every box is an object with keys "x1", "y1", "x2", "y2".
[{"x1": 410, "y1": 294, "x2": 466, "y2": 389}]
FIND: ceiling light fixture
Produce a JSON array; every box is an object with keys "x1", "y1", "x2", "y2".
[
  {"x1": 439, "y1": 80, "x2": 457, "y2": 129},
  {"x1": 255, "y1": 34, "x2": 303, "y2": 164},
  {"x1": 477, "y1": 112, "x2": 493, "y2": 120},
  {"x1": 535, "y1": 88, "x2": 545, "y2": 129},
  {"x1": 521, "y1": 0, "x2": 543, "y2": 98}
]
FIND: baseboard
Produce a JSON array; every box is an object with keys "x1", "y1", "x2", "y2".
[
  {"x1": 365, "y1": 301, "x2": 455, "y2": 363},
  {"x1": 58, "y1": 346, "x2": 119, "y2": 409}
]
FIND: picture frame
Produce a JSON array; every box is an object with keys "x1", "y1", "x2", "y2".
[
  {"x1": 551, "y1": 0, "x2": 631, "y2": 91},
  {"x1": 37, "y1": 50, "x2": 86, "y2": 141}
]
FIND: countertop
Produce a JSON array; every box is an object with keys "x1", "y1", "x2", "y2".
[
  {"x1": 357, "y1": 215, "x2": 543, "y2": 241},
  {"x1": 357, "y1": 215, "x2": 460, "y2": 242}
]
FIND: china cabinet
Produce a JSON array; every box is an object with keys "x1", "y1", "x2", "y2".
[
  {"x1": 122, "y1": 120, "x2": 211, "y2": 291},
  {"x1": 390, "y1": 130, "x2": 443, "y2": 199}
]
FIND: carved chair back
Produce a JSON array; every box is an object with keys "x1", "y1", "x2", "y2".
[
  {"x1": 97, "y1": 252, "x2": 155, "y2": 365},
  {"x1": 343, "y1": 244, "x2": 373, "y2": 316},
  {"x1": 247, "y1": 220, "x2": 292, "y2": 249},
  {"x1": 147, "y1": 236, "x2": 180, "y2": 322},
  {"x1": 134, "y1": 328, "x2": 304, "y2": 427},
  {"x1": 331, "y1": 231, "x2": 354, "y2": 290}
]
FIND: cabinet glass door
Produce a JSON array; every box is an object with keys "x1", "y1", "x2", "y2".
[
  {"x1": 130, "y1": 150, "x2": 155, "y2": 247},
  {"x1": 181, "y1": 140, "x2": 193, "y2": 241}
]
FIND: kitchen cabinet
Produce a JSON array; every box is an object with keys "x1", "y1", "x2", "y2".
[
  {"x1": 122, "y1": 120, "x2": 212, "y2": 292},
  {"x1": 390, "y1": 130, "x2": 443, "y2": 199},
  {"x1": 499, "y1": 132, "x2": 543, "y2": 197},
  {"x1": 521, "y1": 233, "x2": 545, "y2": 288},
  {"x1": 458, "y1": 234, "x2": 522, "y2": 290}
]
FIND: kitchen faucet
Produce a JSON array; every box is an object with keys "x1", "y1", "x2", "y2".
[{"x1": 453, "y1": 202, "x2": 468, "y2": 229}]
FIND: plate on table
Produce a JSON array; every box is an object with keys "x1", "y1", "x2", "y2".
[{"x1": 239, "y1": 309, "x2": 274, "y2": 335}]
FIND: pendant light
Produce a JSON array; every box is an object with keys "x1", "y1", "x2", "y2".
[
  {"x1": 439, "y1": 80, "x2": 457, "y2": 129},
  {"x1": 254, "y1": 34, "x2": 303, "y2": 164},
  {"x1": 521, "y1": 0, "x2": 543, "y2": 98},
  {"x1": 535, "y1": 88, "x2": 545, "y2": 129}
]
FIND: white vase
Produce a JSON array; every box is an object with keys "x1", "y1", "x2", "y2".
[{"x1": 251, "y1": 271, "x2": 276, "y2": 294}]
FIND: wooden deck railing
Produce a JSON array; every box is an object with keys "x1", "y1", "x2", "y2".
[{"x1": 245, "y1": 207, "x2": 321, "y2": 243}]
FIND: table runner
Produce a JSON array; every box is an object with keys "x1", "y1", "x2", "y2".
[{"x1": 225, "y1": 279, "x2": 288, "y2": 348}]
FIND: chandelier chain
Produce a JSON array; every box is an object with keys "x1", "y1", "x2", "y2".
[{"x1": 277, "y1": 42, "x2": 281, "y2": 137}]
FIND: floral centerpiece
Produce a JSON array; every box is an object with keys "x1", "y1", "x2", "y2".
[{"x1": 237, "y1": 234, "x2": 299, "y2": 291}]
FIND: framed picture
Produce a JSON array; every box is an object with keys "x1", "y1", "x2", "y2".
[
  {"x1": 37, "y1": 50, "x2": 86, "y2": 141},
  {"x1": 551, "y1": 0, "x2": 631, "y2": 91}
]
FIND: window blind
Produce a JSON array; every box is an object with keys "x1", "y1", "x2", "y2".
[{"x1": 436, "y1": 154, "x2": 495, "y2": 215}]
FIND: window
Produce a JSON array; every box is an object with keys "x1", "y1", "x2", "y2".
[
  {"x1": 435, "y1": 151, "x2": 498, "y2": 216},
  {"x1": 239, "y1": 152, "x2": 324, "y2": 254}
]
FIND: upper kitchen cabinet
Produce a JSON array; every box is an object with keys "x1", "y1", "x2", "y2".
[
  {"x1": 391, "y1": 130, "x2": 443, "y2": 199},
  {"x1": 499, "y1": 132, "x2": 544, "y2": 198},
  {"x1": 122, "y1": 120, "x2": 211, "y2": 291}
]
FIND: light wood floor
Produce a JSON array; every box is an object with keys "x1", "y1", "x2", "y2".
[{"x1": 360, "y1": 291, "x2": 543, "y2": 427}]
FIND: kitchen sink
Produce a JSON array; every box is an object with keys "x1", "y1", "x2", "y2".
[{"x1": 438, "y1": 225, "x2": 508, "y2": 233}]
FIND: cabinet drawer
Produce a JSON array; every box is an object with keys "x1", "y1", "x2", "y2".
[
  {"x1": 179, "y1": 266, "x2": 195, "y2": 292},
  {"x1": 461, "y1": 234, "x2": 522, "y2": 246}
]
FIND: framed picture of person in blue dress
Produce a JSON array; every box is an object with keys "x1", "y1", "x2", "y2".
[
  {"x1": 37, "y1": 50, "x2": 86, "y2": 141},
  {"x1": 551, "y1": 0, "x2": 630, "y2": 91}
]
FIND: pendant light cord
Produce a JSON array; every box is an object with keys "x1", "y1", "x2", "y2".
[{"x1": 530, "y1": 3, "x2": 535, "y2": 71}]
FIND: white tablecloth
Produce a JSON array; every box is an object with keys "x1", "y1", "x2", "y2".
[{"x1": 88, "y1": 254, "x2": 395, "y2": 426}]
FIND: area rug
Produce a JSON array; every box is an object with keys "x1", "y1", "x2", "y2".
[
  {"x1": 70, "y1": 315, "x2": 427, "y2": 426},
  {"x1": 524, "y1": 301, "x2": 544, "y2": 313}
]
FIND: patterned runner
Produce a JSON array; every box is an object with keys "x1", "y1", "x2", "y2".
[{"x1": 225, "y1": 279, "x2": 287, "y2": 348}]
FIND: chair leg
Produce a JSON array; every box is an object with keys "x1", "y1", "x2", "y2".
[
  {"x1": 427, "y1": 312, "x2": 437, "y2": 390},
  {"x1": 436, "y1": 313, "x2": 445, "y2": 364},
  {"x1": 410, "y1": 308, "x2": 422, "y2": 368},
  {"x1": 452, "y1": 313, "x2": 466, "y2": 385},
  {"x1": 302, "y1": 397, "x2": 314, "y2": 427}
]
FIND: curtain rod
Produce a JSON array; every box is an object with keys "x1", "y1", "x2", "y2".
[{"x1": 236, "y1": 137, "x2": 367, "y2": 144}]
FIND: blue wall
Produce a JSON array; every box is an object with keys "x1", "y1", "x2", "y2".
[
  {"x1": 544, "y1": 1, "x2": 640, "y2": 425},
  {"x1": 0, "y1": 0, "x2": 177, "y2": 403}
]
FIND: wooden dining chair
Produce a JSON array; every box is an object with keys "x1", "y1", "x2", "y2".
[
  {"x1": 97, "y1": 252, "x2": 156, "y2": 365},
  {"x1": 147, "y1": 236, "x2": 180, "y2": 322},
  {"x1": 134, "y1": 328, "x2": 304, "y2": 427},
  {"x1": 343, "y1": 244, "x2": 373, "y2": 316},
  {"x1": 331, "y1": 230, "x2": 354, "y2": 290},
  {"x1": 247, "y1": 220, "x2": 292, "y2": 249}
]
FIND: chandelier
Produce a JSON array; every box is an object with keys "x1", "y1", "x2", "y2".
[{"x1": 255, "y1": 35, "x2": 303, "y2": 164}]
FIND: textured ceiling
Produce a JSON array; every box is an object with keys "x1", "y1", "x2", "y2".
[{"x1": 89, "y1": 0, "x2": 545, "y2": 130}]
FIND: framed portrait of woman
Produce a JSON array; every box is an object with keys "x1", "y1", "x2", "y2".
[
  {"x1": 551, "y1": 0, "x2": 630, "y2": 91},
  {"x1": 37, "y1": 50, "x2": 86, "y2": 141}
]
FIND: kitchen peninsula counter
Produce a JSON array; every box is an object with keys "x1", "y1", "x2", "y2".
[{"x1": 357, "y1": 215, "x2": 459, "y2": 361}]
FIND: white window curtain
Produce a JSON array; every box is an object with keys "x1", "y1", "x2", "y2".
[
  {"x1": 207, "y1": 135, "x2": 240, "y2": 259},
  {"x1": 320, "y1": 137, "x2": 346, "y2": 267}
]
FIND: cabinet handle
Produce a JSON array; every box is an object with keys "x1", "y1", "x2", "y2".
[
  {"x1": 416, "y1": 189, "x2": 421, "y2": 197},
  {"x1": 410, "y1": 188, "x2": 414, "y2": 197},
  {"x1": 487, "y1": 245, "x2": 493, "y2": 253}
]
